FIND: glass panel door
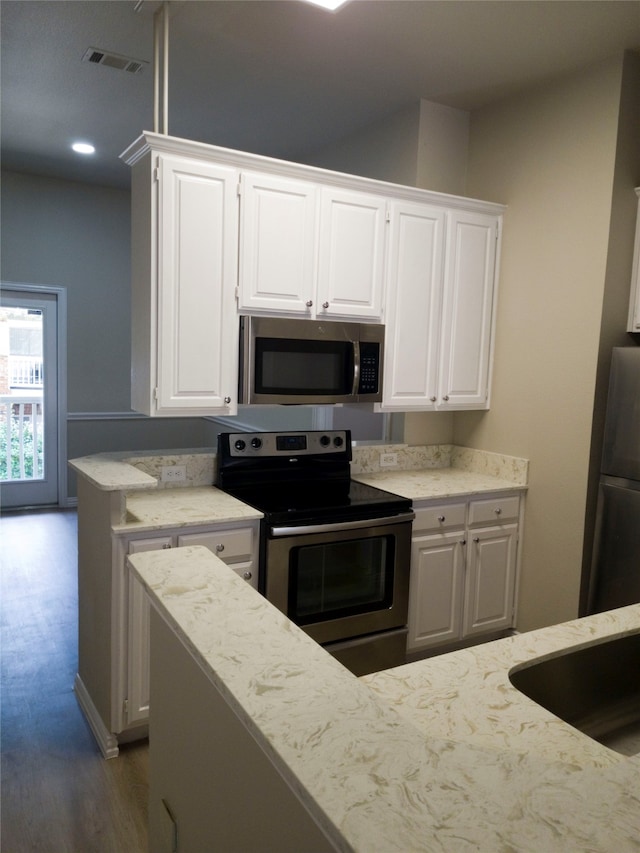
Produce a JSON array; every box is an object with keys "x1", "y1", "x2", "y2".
[
  {"x1": 290, "y1": 535, "x2": 393, "y2": 624},
  {"x1": 0, "y1": 290, "x2": 59, "y2": 508}
]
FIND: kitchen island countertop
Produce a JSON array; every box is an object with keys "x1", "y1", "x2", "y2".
[{"x1": 130, "y1": 544, "x2": 640, "y2": 852}]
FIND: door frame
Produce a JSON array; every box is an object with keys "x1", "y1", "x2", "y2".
[{"x1": 1, "y1": 282, "x2": 68, "y2": 507}]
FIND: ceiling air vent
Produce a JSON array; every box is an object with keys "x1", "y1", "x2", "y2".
[{"x1": 82, "y1": 47, "x2": 148, "y2": 74}]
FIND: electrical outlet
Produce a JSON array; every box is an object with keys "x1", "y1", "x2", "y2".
[
  {"x1": 161, "y1": 465, "x2": 187, "y2": 483},
  {"x1": 380, "y1": 452, "x2": 399, "y2": 468}
]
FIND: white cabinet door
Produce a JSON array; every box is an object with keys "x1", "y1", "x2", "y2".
[
  {"x1": 463, "y1": 524, "x2": 518, "y2": 637},
  {"x1": 407, "y1": 530, "x2": 466, "y2": 652},
  {"x1": 438, "y1": 209, "x2": 498, "y2": 409},
  {"x1": 238, "y1": 172, "x2": 318, "y2": 314},
  {"x1": 126, "y1": 535, "x2": 173, "y2": 726},
  {"x1": 317, "y1": 187, "x2": 386, "y2": 320},
  {"x1": 627, "y1": 189, "x2": 640, "y2": 332},
  {"x1": 382, "y1": 201, "x2": 445, "y2": 410},
  {"x1": 156, "y1": 155, "x2": 240, "y2": 414}
]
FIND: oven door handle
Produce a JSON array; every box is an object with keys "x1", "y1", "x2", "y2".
[{"x1": 270, "y1": 511, "x2": 415, "y2": 538}]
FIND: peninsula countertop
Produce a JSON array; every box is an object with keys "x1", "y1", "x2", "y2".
[
  {"x1": 130, "y1": 544, "x2": 640, "y2": 853},
  {"x1": 71, "y1": 444, "x2": 527, "y2": 534}
]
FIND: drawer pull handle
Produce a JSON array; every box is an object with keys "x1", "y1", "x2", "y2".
[
  {"x1": 438, "y1": 515, "x2": 446, "y2": 522},
  {"x1": 243, "y1": 571, "x2": 252, "y2": 581},
  {"x1": 215, "y1": 544, "x2": 225, "y2": 553},
  {"x1": 494, "y1": 508, "x2": 502, "y2": 515}
]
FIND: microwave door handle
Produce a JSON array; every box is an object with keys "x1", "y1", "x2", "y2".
[{"x1": 351, "y1": 341, "x2": 360, "y2": 396}]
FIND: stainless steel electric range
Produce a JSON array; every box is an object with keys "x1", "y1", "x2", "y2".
[{"x1": 216, "y1": 430, "x2": 414, "y2": 675}]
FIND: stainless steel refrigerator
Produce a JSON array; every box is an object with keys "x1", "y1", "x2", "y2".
[{"x1": 588, "y1": 346, "x2": 640, "y2": 613}]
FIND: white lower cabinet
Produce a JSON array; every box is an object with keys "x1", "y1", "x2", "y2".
[
  {"x1": 121, "y1": 523, "x2": 258, "y2": 728},
  {"x1": 407, "y1": 493, "x2": 521, "y2": 654}
]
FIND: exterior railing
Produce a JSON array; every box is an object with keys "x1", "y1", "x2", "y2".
[
  {"x1": 0, "y1": 394, "x2": 44, "y2": 481},
  {"x1": 8, "y1": 356, "x2": 44, "y2": 389}
]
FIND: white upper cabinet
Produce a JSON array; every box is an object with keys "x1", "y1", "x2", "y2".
[
  {"x1": 438, "y1": 209, "x2": 499, "y2": 409},
  {"x1": 123, "y1": 133, "x2": 504, "y2": 416},
  {"x1": 238, "y1": 174, "x2": 386, "y2": 320},
  {"x1": 316, "y1": 187, "x2": 386, "y2": 320},
  {"x1": 382, "y1": 201, "x2": 445, "y2": 409},
  {"x1": 627, "y1": 188, "x2": 640, "y2": 333},
  {"x1": 130, "y1": 149, "x2": 240, "y2": 416},
  {"x1": 238, "y1": 171, "x2": 319, "y2": 314},
  {"x1": 381, "y1": 202, "x2": 500, "y2": 411}
]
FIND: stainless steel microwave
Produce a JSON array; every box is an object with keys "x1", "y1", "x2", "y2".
[{"x1": 238, "y1": 316, "x2": 384, "y2": 405}]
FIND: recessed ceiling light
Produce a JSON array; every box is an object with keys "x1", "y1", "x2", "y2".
[
  {"x1": 301, "y1": 0, "x2": 351, "y2": 11},
  {"x1": 72, "y1": 142, "x2": 95, "y2": 155}
]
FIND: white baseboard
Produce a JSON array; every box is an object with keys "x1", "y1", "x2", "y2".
[{"x1": 73, "y1": 673, "x2": 119, "y2": 760}]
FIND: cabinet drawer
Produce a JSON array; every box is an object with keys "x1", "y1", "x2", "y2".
[
  {"x1": 413, "y1": 502, "x2": 466, "y2": 533},
  {"x1": 178, "y1": 527, "x2": 254, "y2": 561},
  {"x1": 230, "y1": 560, "x2": 258, "y2": 590},
  {"x1": 468, "y1": 495, "x2": 520, "y2": 526}
]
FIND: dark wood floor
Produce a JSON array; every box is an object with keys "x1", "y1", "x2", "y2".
[{"x1": 1, "y1": 508, "x2": 148, "y2": 853}]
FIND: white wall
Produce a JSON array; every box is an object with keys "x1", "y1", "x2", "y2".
[{"x1": 456, "y1": 55, "x2": 638, "y2": 630}]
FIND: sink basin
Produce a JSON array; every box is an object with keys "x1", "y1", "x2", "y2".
[{"x1": 509, "y1": 632, "x2": 640, "y2": 756}]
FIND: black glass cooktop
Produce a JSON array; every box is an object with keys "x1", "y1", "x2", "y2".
[{"x1": 223, "y1": 479, "x2": 411, "y2": 526}]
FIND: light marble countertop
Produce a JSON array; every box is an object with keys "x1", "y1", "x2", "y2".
[
  {"x1": 69, "y1": 453, "x2": 158, "y2": 491},
  {"x1": 129, "y1": 544, "x2": 640, "y2": 853},
  {"x1": 113, "y1": 486, "x2": 263, "y2": 533},
  {"x1": 353, "y1": 467, "x2": 525, "y2": 501}
]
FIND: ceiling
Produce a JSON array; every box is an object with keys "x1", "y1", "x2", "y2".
[{"x1": 2, "y1": 0, "x2": 639, "y2": 189}]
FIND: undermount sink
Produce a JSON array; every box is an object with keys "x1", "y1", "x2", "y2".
[{"x1": 509, "y1": 632, "x2": 640, "y2": 756}]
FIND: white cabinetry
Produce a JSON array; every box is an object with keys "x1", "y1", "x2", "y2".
[
  {"x1": 382, "y1": 203, "x2": 500, "y2": 411},
  {"x1": 407, "y1": 493, "x2": 520, "y2": 654},
  {"x1": 238, "y1": 174, "x2": 386, "y2": 320},
  {"x1": 130, "y1": 151, "x2": 240, "y2": 416},
  {"x1": 627, "y1": 188, "x2": 640, "y2": 333},
  {"x1": 239, "y1": 171, "x2": 319, "y2": 315},
  {"x1": 121, "y1": 523, "x2": 257, "y2": 729}
]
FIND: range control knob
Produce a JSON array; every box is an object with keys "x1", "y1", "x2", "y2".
[
  {"x1": 333, "y1": 436, "x2": 344, "y2": 447},
  {"x1": 234, "y1": 439, "x2": 246, "y2": 451},
  {"x1": 320, "y1": 435, "x2": 331, "y2": 447},
  {"x1": 250, "y1": 437, "x2": 262, "y2": 449}
]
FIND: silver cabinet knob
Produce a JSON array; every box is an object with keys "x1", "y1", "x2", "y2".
[
  {"x1": 460, "y1": 538, "x2": 467, "y2": 546},
  {"x1": 473, "y1": 537, "x2": 480, "y2": 543},
  {"x1": 162, "y1": 543, "x2": 172, "y2": 549},
  {"x1": 306, "y1": 300, "x2": 313, "y2": 308},
  {"x1": 442, "y1": 395, "x2": 450, "y2": 402},
  {"x1": 430, "y1": 396, "x2": 437, "y2": 402},
  {"x1": 215, "y1": 543, "x2": 225, "y2": 553},
  {"x1": 224, "y1": 396, "x2": 231, "y2": 405},
  {"x1": 438, "y1": 515, "x2": 446, "y2": 522},
  {"x1": 243, "y1": 571, "x2": 252, "y2": 581},
  {"x1": 494, "y1": 507, "x2": 502, "y2": 515},
  {"x1": 322, "y1": 301, "x2": 330, "y2": 309}
]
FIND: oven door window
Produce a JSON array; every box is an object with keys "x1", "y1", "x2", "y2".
[
  {"x1": 289, "y1": 535, "x2": 394, "y2": 625},
  {"x1": 255, "y1": 337, "x2": 354, "y2": 396}
]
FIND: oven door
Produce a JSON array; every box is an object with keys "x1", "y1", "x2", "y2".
[{"x1": 264, "y1": 514, "x2": 412, "y2": 646}]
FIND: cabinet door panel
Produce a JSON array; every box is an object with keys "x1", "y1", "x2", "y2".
[
  {"x1": 318, "y1": 188, "x2": 386, "y2": 319},
  {"x1": 382, "y1": 202, "x2": 445, "y2": 409},
  {"x1": 463, "y1": 524, "x2": 517, "y2": 637},
  {"x1": 439, "y1": 210, "x2": 498, "y2": 409},
  {"x1": 239, "y1": 172, "x2": 318, "y2": 313},
  {"x1": 407, "y1": 531, "x2": 465, "y2": 652},
  {"x1": 126, "y1": 535, "x2": 173, "y2": 725},
  {"x1": 157, "y1": 155, "x2": 239, "y2": 413}
]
